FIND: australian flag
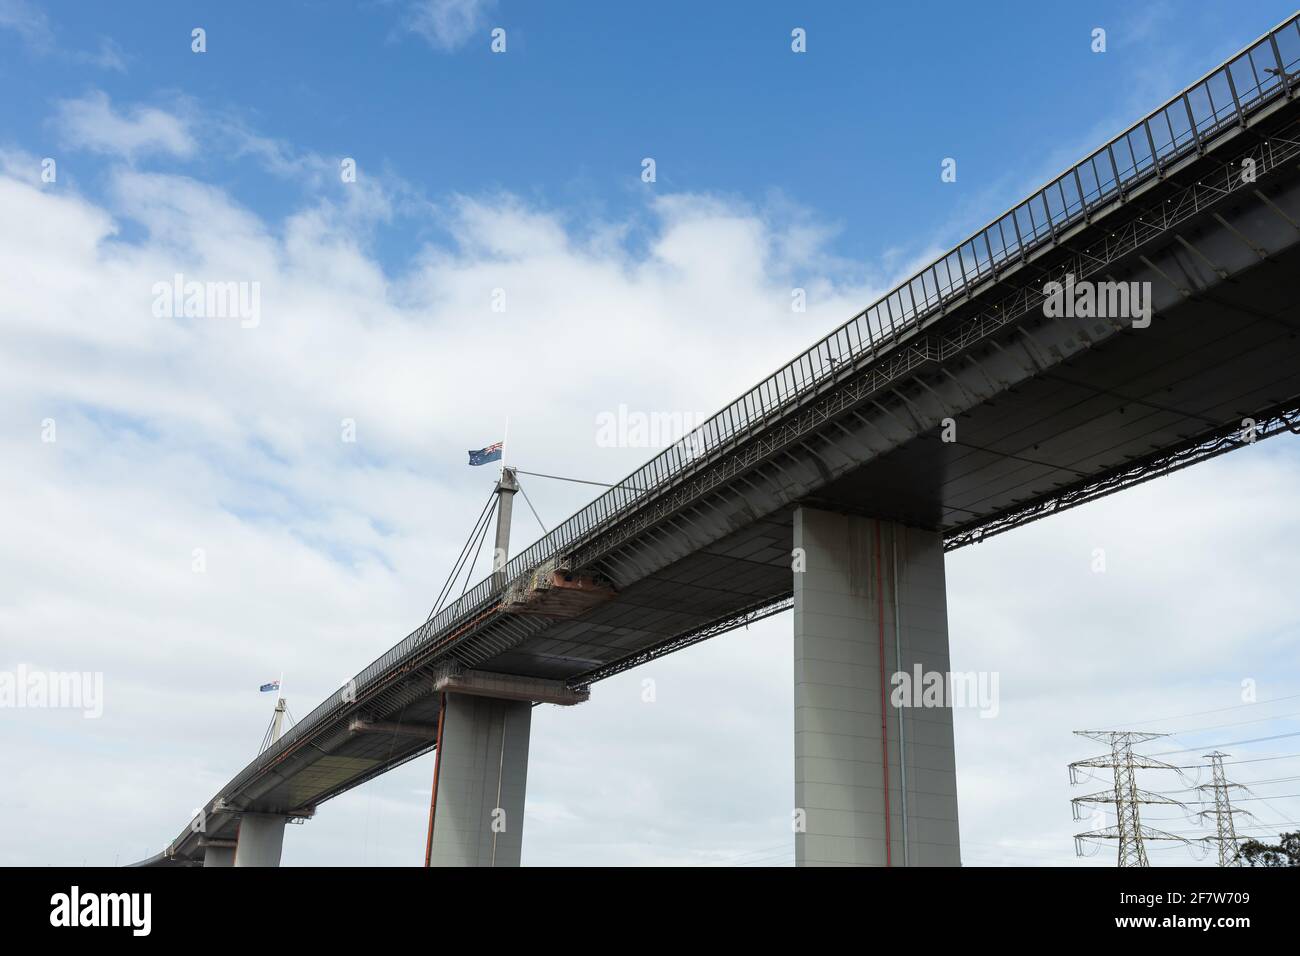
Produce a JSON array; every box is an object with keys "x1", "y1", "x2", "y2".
[
  {"x1": 468, "y1": 441, "x2": 503, "y2": 466},
  {"x1": 259, "y1": 679, "x2": 280, "y2": 693}
]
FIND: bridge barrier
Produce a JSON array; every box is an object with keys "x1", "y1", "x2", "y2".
[{"x1": 211, "y1": 12, "x2": 1300, "y2": 810}]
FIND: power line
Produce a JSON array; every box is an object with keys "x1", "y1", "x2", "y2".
[
  {"x1": 690, "y1": 842, "x2": 793, "y2": 866},
  {"x1": 1163, "y1": 752, "x2": 1300, "y2": 770},
  {"x1": 962, "y1": 841, "x2": 1070, "y2": 861},
  {"x1": 1102, "y1": 692, "x2": 1300, "y2": 731},
  {"x1": 1148, "y1": 730, "x2": 1300, "y2": 756},
  {"x1": 1217, "y1": 792, "x2": 1300, "y2": 802},
  {"x1": 1160, "y1": 821, "x2": 1300, "y2": 836},
  {"x1": 1150, "y1": 709, "x2": 1300, "y2": 739},
  {"x1": 1219, "y1": 752, "x2": 1300, "y2": 767},
  {"x1": 1164, "y1": 774, "x2": 1300, "y2": 794},
  {"x1": 732, "y1": 849, "x2": 796, "y2": 867}
]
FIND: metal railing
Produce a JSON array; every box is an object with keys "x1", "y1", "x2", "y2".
[{"x1": 224, "y1": 13, "x2": 1300, "y2": 798}]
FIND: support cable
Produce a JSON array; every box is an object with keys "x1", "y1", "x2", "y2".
[
  {"x1": 514, "y1": 477, "x2": 549, "y2": 534},
  {"x1": 513, "y1": 468, "x2": 646, "y2": 493},
  {"x1": 427, "y1": 486, "x2": 498, "y2": 620},
  {"x1": 458, "y1": 499, "x2": 497, "y2": 600},
  {"x1": 428, "y1": 491, "x2": 495, "y2": 620},
  {"x1": 512, "y1": 468, "x2": 615, "y2": 488}
]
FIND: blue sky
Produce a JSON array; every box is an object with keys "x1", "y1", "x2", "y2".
[
  {"x1": 3, "y1": 0, "x2": 1300, "y2": 867},
  {"x1": 7, "y1": 1, "x2": 1299, "y2": 278}
]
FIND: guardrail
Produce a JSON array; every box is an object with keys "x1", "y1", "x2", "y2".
[{"x1": 219, "y1": 13, "x2": 1300, "y2": 804}]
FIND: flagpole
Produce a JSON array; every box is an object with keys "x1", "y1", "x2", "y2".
[
  {"x1": 501, "y1": 417, "x2": 509, "y2": 478},
  {"x1": 276, "y1": 671, "x2": 285, "y2": 738},
  {"x1": 492, "y1": 418, "x2": 517, "y2": 589},
  {"x1": 266, "y1": 672, "x2": 288, "y2": 748}
]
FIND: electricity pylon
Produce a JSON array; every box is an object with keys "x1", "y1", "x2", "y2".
[
  {"x1": 1069, "y1": 730, "x2": 1188, "y2": 866},
  {"x1": 1198, "y1": 751, "x2": 1247, "y2": 866}
]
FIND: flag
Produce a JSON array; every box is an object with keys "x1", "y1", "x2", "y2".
[
  {"x1": 468, "y1": 441, "x2": 503, "y2": 466},
  {"x1": 260, "y1": 680, "x2": 280, "y2": 693}
]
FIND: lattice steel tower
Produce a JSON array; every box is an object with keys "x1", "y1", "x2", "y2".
[
  {"x1": 1069, "y1": 730, "x2": 1187, "y2": 867},
  {"x1": 1199, "y1": 751, "x2": 1246, "y2": 866}
]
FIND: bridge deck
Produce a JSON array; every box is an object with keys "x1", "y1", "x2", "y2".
[{"x1": 146, "y1": 15, "x2": 1300, "y2": 864}]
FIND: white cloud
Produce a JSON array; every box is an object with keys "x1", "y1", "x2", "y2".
[
  {"x1": 0, "y1": 0, "x2": 52, "y2": 49},
  {"x1": 52, "y1": 91, "x2": 194, "y2": 160},
  {"x1": 3, "y1": 96, "x2": 1298, "y2": 868},
  {"x1": 74, "y1": 37, "x2": 128, "y2": 73},
  {"x1": 1, "y1": 3, "x2": 126, "y2": 73},
  {"x1": 404, "y1": 0, "x2": 497, "y2": 52},
  {"x1": 0, "y1": 104, "x2": 882, "y2": 865}
]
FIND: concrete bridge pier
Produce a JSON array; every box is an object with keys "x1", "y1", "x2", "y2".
[
  {"x1": 427, "y1": 692, "x2": 533, "y2": 867},
  {"x1": 423, "y1": 670, "x2": 588, "y2": 866},
  {"x1": 793, "y1": 506, "x2": 961, "y2": 866},
  {"x1": 200, "y1": 843, "x2": 235, "y2": 867},
  {"x1": 233, "y1": 813, "x2": 287, "y2": 867},
  {"x1": 421, "y1": 461, "x2": 590, "y2": 867}
]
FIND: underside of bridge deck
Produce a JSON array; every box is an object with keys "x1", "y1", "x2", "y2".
[
  {"x1": 149, "y1": 36, "x2": 1300, "y2": 866},
  {"x1": 188, "y1": 144, "x2": 1300, "y2": 861},
  {"x1": 483, "y1": 234, "x2": 1300, "y2": 690}
]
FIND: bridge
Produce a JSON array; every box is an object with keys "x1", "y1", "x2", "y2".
[{"x1": 137, "y1": 14, "x2": 1300, "y2": 867}]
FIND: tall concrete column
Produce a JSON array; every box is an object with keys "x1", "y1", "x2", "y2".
[
  {"x1": 201, "y1": 845, "x2": 235, "y2": 868},
  {"x1": 233, "y1": 813, "x2": 287, "y2": 867},
  {"x1": 428, "y1": 693, "x2": 532, "y2": 866},
  {"x1": 793, "y1": 507, "x2": 961, "y2": 866}
]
